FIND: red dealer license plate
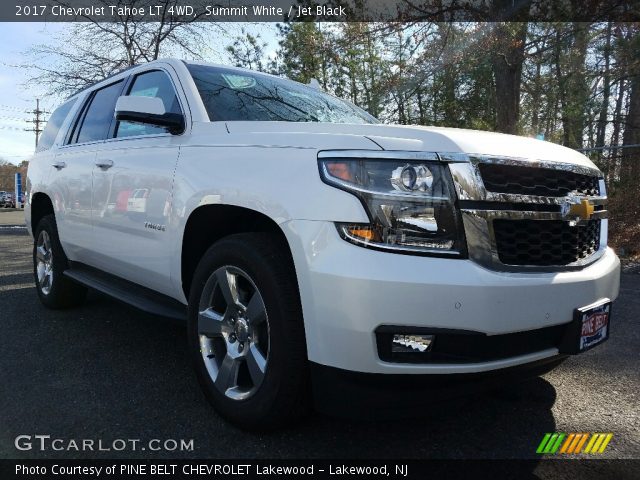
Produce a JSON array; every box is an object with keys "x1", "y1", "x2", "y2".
[{"x1": 577, "y1": 300, "x2": 611, "y2": 352}]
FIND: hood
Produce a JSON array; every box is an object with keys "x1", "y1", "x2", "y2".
[{"x1": 223, "y1": 122, "x2": 597, "y2": 170}]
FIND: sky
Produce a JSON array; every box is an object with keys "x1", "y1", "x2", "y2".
[
  {"x1": 0, "y1": 23, "x2": 67, "y2": 164},
  {"x1": 0, "y1": 22, "x2": 278, "y2": 165}
]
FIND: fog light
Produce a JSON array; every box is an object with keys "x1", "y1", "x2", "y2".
[{"x1": 391, "y1": 334, "x2": 434, "y2": 353}]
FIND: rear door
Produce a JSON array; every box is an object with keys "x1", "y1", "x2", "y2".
[
  {"x1": 90, "y1": 68, "x2": 185, "y2": 296},
  {"x1": 49, "y1": 82, "x2": 125, "y2": 261}
]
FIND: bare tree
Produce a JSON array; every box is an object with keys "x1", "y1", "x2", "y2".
[
  {"x1": 621, "y1": 24, "x2": 640, "y2": 182},
  {"x1": 20, "y1": 0, "x2": 223, "y2": 97},
  {"x1": 489, "y1": 22, "x2": 528, "y2": 134}
]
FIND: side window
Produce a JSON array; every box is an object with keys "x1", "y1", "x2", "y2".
[
  {"x1": 115, "y1": 70, "x2": 182, "y2": 138},
  {"x1": 36, "y1": 99, "x2": 76, "y2": 152},
  {"x1": 74, "y1": 81, "x2": 124, "y2": 144}
]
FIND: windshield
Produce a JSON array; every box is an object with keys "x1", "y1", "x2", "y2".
[{"x1": 187, "y1": 64, "x2": 379, "y2": 124}]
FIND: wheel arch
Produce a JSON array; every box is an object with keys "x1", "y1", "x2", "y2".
[
  {"x1": 180, "y1": 204, "x2": 297, "y2": 300},
  {"x1": 30, "y1": 192, "x2": 55, "y2": 237}
]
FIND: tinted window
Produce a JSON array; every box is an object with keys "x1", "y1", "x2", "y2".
[
  {"x1": 115, "y1": 70, "x2": 182, "y2": 138},
  {"x1": 37, "y1": 99, "x2": 76, "y2": 152},
  {"x1": 187, "y1": 64, "x2": 378, "y2": 124},
  {"x1": 75, "y1": 81, "x2": 124, "y2": 144}
]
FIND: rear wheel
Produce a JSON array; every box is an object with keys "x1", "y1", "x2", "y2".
[
  {"x1": 33, "y1": 214, "x2": 87, "y2": 309},
  {"x1": 188, "y1": 233, "x2": 310, "y2": 430}
]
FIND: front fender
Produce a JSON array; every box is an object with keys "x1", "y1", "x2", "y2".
[{"x1": 168, "y1": 144, "x2": 372, "y2": 301}]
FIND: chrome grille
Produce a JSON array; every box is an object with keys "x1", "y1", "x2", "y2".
[
  {"x1": 446, "y1": 155, "x2": 608, "y2": 272},
  {"x1": 478, "y1": 163, "x2": 600, "y2": 197}
]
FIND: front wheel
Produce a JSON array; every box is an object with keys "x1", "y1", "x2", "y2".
[
  {"x1": 188, "y1": 233, "x2": 310, "y2": 430},
  {"x1": 33, "y1": 214, "x2": 87, "y2": 309}
]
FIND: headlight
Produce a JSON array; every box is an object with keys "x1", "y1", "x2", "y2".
[{"x1": 319, "y1": 156, "x2": 465, "y2": 256}]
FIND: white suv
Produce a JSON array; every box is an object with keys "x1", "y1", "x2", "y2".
[{"x1": 26, "y1": 59, "x2": 620, "y2": 429}]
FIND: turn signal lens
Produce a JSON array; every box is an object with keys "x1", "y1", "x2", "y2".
[
  {"x1": 326, "y1": 161, "x2": 353, "y2": 182},
  {"x1": 346, "y1": 226, "x2": 379, "y2": 242}
]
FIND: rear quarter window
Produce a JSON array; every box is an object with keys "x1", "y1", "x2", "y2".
[{"x1": 36, "y1": 99, "x2": 77, "y2": 152}]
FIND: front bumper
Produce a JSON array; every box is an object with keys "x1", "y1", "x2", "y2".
[{"x1": 283, "y1": 220, "x2": 620, "y2": 375}]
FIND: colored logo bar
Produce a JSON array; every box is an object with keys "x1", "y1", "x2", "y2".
[{"x1": 536, "y1": 433, "x2": 613, "y2": 454}]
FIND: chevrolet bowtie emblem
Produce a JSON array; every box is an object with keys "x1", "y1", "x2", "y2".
[{"x1": 565, "y1": 198, "x2": 595, "y2": 221}]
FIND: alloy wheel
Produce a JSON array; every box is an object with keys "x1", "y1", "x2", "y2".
[
  {"x1": 198, "y1": 266, "x2": 270, "y2": 401},
  {"x1": 35, "y1": 230, "x2": 53, "y2": 295}
]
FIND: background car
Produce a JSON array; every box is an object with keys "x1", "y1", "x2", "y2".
[
  {"x1": 6, "y1": 193, "x2": 16, "y2": 208},
  {"x1": 0, "y1": 192, "x2": 16, "y2": 208}
]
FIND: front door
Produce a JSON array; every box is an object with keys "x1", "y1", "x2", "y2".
[{"x1": 90, "y1": 69, "x2": 185, "y2": 297}]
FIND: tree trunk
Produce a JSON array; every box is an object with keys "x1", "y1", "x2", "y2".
[
  {"x1": 530, "y1": 62, "x2": 541, "y2": 135},
  {"x1": 490, "y1": 22, "x2": 527, "y2": 134},
  {"x1": 611, "y1": 78, "x2": 627, "y2": 179},
  {"x1": 622, "y1": 74, "x2": 640, "y2": 180},
  {"x1": 562, "y1": 23, "x2": 590, "y2": 149},
  {"x1": 417, "y1": 90, "x2": 426, "y2": 125},
  {"x1": 596, "y1": 22, "x2": 612, "y2": 177},
  {"x1": 442, "y1": 64, "x2": 457, "y2": 125}
]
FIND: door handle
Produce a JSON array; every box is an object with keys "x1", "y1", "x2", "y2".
[
  {"x1": 95, "y1": 159, "x2": 114, "y2": 170},
  {"x1": 52, "y1": 161, "x2": 66, "y2": 170}
]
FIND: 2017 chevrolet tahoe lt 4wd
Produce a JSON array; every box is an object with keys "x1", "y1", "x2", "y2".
[{"x1": 26, "y1": 59, "x2": 620, "y2": 429}]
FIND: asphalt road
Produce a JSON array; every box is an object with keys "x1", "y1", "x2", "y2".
[{"x1": 0, "y1": 220, "x2": 638, "y2": 468}]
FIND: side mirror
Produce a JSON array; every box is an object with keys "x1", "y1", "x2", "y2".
[{"x1": 114, "y1": 96, "x2": 184, "y2": 134}]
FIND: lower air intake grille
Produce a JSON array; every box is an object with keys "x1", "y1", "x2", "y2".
[{"x1": 493, "y1": 219, "x2": 600, "y2": 266}]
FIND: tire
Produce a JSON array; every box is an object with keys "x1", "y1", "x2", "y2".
[
  {"x1": 188, "y1": 233, "x2": 310, "y2": 430},
  {"x1": 33, "y1": 214, "x2": 87, "y2": 309}
]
